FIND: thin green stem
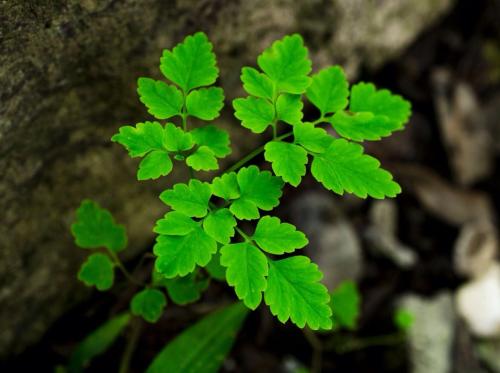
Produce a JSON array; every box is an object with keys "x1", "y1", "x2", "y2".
[
  {"x1": 302, "y1": 328, "x2": 323, "y2": 373},
  {"x1": 235, "y1": 226, "x2": 251, "y2": 242},
  {"x1": 324, "y1": 332, "x2": 405, "y2": 354},
  {"x1": 119, "y1": 317, "x2": 143, "y2": 373},
  {"x1": 108, "y1": 250, "x2": 144, "y2": 287}
]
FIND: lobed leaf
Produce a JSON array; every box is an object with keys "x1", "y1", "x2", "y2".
[
  {"x1": 160, "y1": 179, "x2": 212, "y2": 218},
  {"x1": 163, "y1": 123, "x2": 194, "y2": 152},
  {"x1": 306, "y1": 66, "x2": 349, "y2": 116},
  {"x1": 137, "y1": 77, "x2": 183, "y2": 120},
  {"x1": 154, "y1": 211, "x2": 199, "y2": 236},
  {"x1": 233, "y1": 96, "x2": 274, "y2": 133},
  {"x1": 203, "y1": 208, "x2": 236, "y2": 244},
  {"x1": 78, "y1": 253, "x2": 115, "y2": 291},
  {"x1": 275, "y1": 94, "x2": 303, "y2": 125},
  {"x1": 205, "y1": 252, "x2": 226, "y2": 280},
  {"x1": 330, "y1": 281, "x2": 361, "y2": 330},
  {"x1": 293, "y1": 122, "x2": 333, "y2": 153},
  {"x1": 137, "y1": 150, "x2": 172, "y2": 180},
  {"x1": 252, "y1": 216, "x2": 308, "y2": 255},
  {"x1": 186, "y1": 87, "x2": 224, "y2": 120},
  {"x1": 130, "y1": 289, "x2": 167, "y2": 323},
  {"x1": 190, "y1": 125, "x2": 231, "y2": 158},
  {"x1": 164, "y1": 273, "x2": 209, "y2": 305},
  {"x1": 111, "y1": 121, "x2": 164, "y2": 158},
  {"x1": 241, "y1": 67, "x2": 274, "y2": 100},
  {"x1": 264, "y1": 141, "x2": 307, "y2": 186},
  {"x1": 186, "y1": 146, "x2": 218, "y2": 171},
  {"x1": 211, "y1": 172, "x2": 240, "y2": 200}
]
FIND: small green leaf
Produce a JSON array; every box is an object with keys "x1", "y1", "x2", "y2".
[
  {"x1": 220, "y1": 243, "x2": 268, "y2": 310},
  {"x1": 229, "y1": 166, "x2": 284, "y2": 220},
  {"x1": 394, "y1": 309, "x2": 414, "y2": 331},
  {"x1": 160, "y1": 179, "x2": 212, "y2": 218},
  {"x1": 154, "y1": 227, "x2": 217, "y2": 278},
  {"x1": 71, "y1": 200, "x2": 127, "y2": 252},
  {"x1": 264, "y1": 141, "x2": 307, "y2": 186},
  {"x1": 233, "y1": 96, "x2": 274, "y2": 133},
  {"x1": 264, "y1": 256, "x2": 332, "y2": 330},
  {"x1": 186, "y1": 146, "x2": 219, "y2": 171},
  {"x1": 146, "y1": 303, "x2": 248, "y2": 373},
  {"x1": 165, "y1": 273, "x2": 209, "y2": 305},
  {"x1": 205, "y1": 252, "x2": 226, "y2": 280},
  {"x1": 186, "y1": 87, "x2": 224, "y2": 120},
  {"x1": 330, "y1": 111, "x2": 401, "y2": 142},
  {"x1": 203, "y1": 208, "x2": 236, "y2": 244},
  {"x1": 257, "y1": 34, "x2": 311, "y2": 94},
  {"x1": 160, "y1": 32, "x2": 218, "y2": 92},
  {"x1": 211, "y1": 172, "x2": 240, "y2": 200},
  {"x1": 252, "y1": 216, "x2": 308, "y2": 255},
  {"x1": 330, "y1": 281, "x2": 361, "y2": 330},
  {"x1": 293, "y1": 122, "x2": 333, "y2": 153},
  {"x1": 137, "y1": 77, "x2": 183, "y2": 120},
  {"x1": 130, "y1": 289, "x2": 167, "y2": 323},
  {"x1": 111, "y1": 121, "x2": 164, "y2": 158},
  {"x1": 69, "y1": 313, "x2": 131, "y2": 372},
  {"x1": 190, "y1": 125, "x2": 231, "y2": 158},
  {"x1": 306, "y1": 66, "x2": 349, "y2": 115},
  {"x1": 78, "y1": 253, "x2": 115, "y2": 291},
  {"x1": 311, "y1": 139, "x2": 401, "y2": 199},
  {"x1": 241, "y1": 67, "x2": 274, "y2": 100},
  {"x1": 163, "y1": 123, "x2": 194, "y2": 152},
  {"x1": 137, "y1": 150, "x2": 173, "y2": 180},
  {"x1": 154, "y1": 211, "x2": 199, "y2": 236},
  {"x1": 276, "y1": 94, "x2": 303, "y2": 125}
]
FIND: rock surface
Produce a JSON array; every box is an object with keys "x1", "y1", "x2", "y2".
[{"x1": 0, "y1": 0, "x2": 454, "y2": 356}]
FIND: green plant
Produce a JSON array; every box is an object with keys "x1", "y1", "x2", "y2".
[{"x1": 69, "y1": 32, "x2": 411, "y2": 371}]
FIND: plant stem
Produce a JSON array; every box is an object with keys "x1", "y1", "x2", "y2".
[
  {"x1": 235, "y1": 226, "x2": 251, "y2": 242},
  {"x1": 119, "y1": 317, "x2": 143, "y2": 373},
  {"x1": 324, "y1": 332, "x2": 405, "y2": 354},
  {"x1": 108, "y1": 250, "x2": 144, "y2": 287},
  {"x1": 302, "y1": 328, "x2": 323, "y2": 373}
]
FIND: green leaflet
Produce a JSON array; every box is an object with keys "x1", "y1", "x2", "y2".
[
  {"x1": 203, "y1": 208, "x2": 236, "y2": 244},
  {"x1": 186, "y1": 145, "x2": 218, "y2": 171},
  {"x1": 112, "y1": 121, "x2": 165, "y2": 158},
  {"x1": 264, "y1": 256, "x2": 332, "y2": 330},
  {"x1": 164, "y1": 273, "x2": 209, "y2": 305},
  {"x1": 190, "y1": 125, "x2": 231, "y2": 158},
  {"x1": 78, "y1": 253, "x2": 115, "y2": 291},
  {"x1": 146, "y1": 303, "x2": 248, "y2": 373},
  {"x1": 330, "y1": 281, "x2": 361, "y2": 330},
  {"x1": 220, "y1": 243, "x2": 268, "y2": 310},
  {"x1": 137, "y1": 150, "x2": 173, "y2": 180},
  {"x1": 160, "y1": 179, "x2": 212, "y2": 218},
  {"x1": 205, "y1": 252, "x2": 226, "y2": 280},
  {"x1": 160, "y1": 32, "x2": 218, "y2": 92},
  {"x1": 252, "y1": 216, "x2": 308, "y2": 254},
  {"x1": 276, "y1": 94, "x2": 303, "y2": 125},
  {"x1": 264, "y1": 141, "x2": 308, "y2": 187},
  {"x1": 163, "y1": 123, "x2": 194, "y2": 152},
  {"x1": 71, "y1": 200, "x2": 127, "y2": 252},
  {"x1": 257, "y1": 34, "x2": 312, "y2": 94},
  {"x1": 211, "y1": 172, "x2": 240, "y2": 200},
  {"x1": 241, "y1": 67, "x2": 274, "y2": 100},
  {"x1": 293, "y1": 122, "x2": 333, "y2": 153},
  {"x1": 233, "y1": 96, "x2": 274, "y2": 133},
  {"x1": 137, "y1": 77, "x2": 183, "y2": 120},
  {"x1": 311, "y1": 139, "x2": 401, "y2": 199},
  {"x1": 69, "y1": 313, "x2": 131, "y2": 372},
  {"x1": 154, "y1": 211, "x2": 199, "y2": 236},
  {"x1": 306, "y1": 66, "x2": 349, "y2": 116},
  {"x1": 394, "y1": 309, "x2": 414, "y2": 331},
  {"x1": 154, "y1": 226, "x2": 217, "y2": 278},
  {"x1": 186, "y1": 87, "x2": 224, "y2": 120},
  {"x1": 130, "y1": 289, "x2": 167, "y2": 323}
]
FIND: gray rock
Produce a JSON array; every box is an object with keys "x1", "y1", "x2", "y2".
[{"x1": 0, "y1": 0, "x2": 454, "y2": 356}]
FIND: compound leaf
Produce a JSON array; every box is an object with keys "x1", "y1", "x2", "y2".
[
  {"x1": 241, "y1": 67, "x2": 274, "y2": 100},
  {"x1": 186, "y1": 146, "x2": 218, "y2": 171},
  {"x1": 306, "y1": 66, "x2": 349, "y2": 115},
  {"x1": 264, "y1": 141, "x2": 307, "y2": 186},
  {"x1": 112, "y1": 121, "x2": 164, "y2": 158},
  {"x1": 293, "y1": 122, "x2": 333, "y2": 153},
  {"x1": 160, "y1": 32, "x2": 218, "y2": 92},
  {"x1": 164, "y1": 273, "x2": 209, "y2": 305},
  {"x1": 163, "y1": 123, "x2": 194, "y2": 152},
  {"x1": 257, "y1": 34, "x2": 311, "y2": 94},
  {"x1": 159, "y1": 179, "x2": 212, "y2": 218},
  {"x1": 137, "y1": 150, "x2": 173, "y2": 180},
  {"x1": 330, "y1": 111, "x2": 401, "y2": 142},
  {"x1": 78, "y1": 253, "x2": 115, "y2": 291},
  {"x1": 276, "y1": 94, "x2": 303, "y2": 125},
  {"x1": 154, "y1": 227, "x2": 217, "y2": 278},
  {"x1": 137, "y1": 77, "x2": 183, "y2": 120},
  {"x1": 211, "y1": 172, "x2": 240, "y2": 200},
  {"x1": 72, "y1": 200, "x2": 127, "y2": 252},
  {"x1": 186, "y1": 87, "x2": 224, "y2": 120},
  {"x1": 252, "y1": 216, "x2": 308, "y2": 255},
  {"x1": 190, "y1": 125, "x2": 231, "y2": 158},
  {"x1": 146, "y1": 303, "x2": 248, "y2": 373},
  {"x1": 203, "y1": 208, "x2": 236, "y2": 244},
  {"x1": 220, "y1": 243, "x2": 268, "y2": 310},
  {"x1": 330, "y1": 281, "x2": 361, "y2": 330},
  {"x1": 264, "y1": 256, "x2": 332, "y2": 330},
  {"x1": 154, "y1": 211, "x2": 199, "y2": 236},
  {"x1": 233, "y1": 96, "x2": 274, "y2": 133},
  {"x1": 311, "y1": 139, "x2": 401, "y2": 199},
  {"x1": 131, "y1": 289, "x2": 167, "y2": 323}
]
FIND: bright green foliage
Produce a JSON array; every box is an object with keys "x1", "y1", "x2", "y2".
[
  {"x1": 293, "y1": 122, "x2": 333, "y2": 153},
  {"x1": 78, "y1": 253, "x2": 115, "y2": 291},
  {"x1": 112, "y1": 121, "x2": 165, "y2": 157},
  {"x1": 160, "y1": 179, "x2": 212, "y2": 218},
  {"x1": 186, "y1": 145, "x2": 218, "y2": 171},
  {"x1": 137, "y1": 77, "x2": 183, "y2": 120},
  {"x1": 229, "y1": 166, "x2": 284, "y2": 220},
  {"x1": 164, "y1": 274, "x2": 209, "y2": 305},
  {"x1": 264, "y1": 141, "x2": 307, "y2": 186},
  {"x1": 146, "y1": 303, "x2": 248, "y2": 373},
  {"x1": 138, "y1": 150, "x2": 173, "y2": 180},
  {"x1": 257, "y1": 34, "x2": 311, "y2": 94},
  {"x1": 265, "y1": 256, "x2": 332, "y2": 330},
  {"x1": 72, "y1": 200, "x2": 127, "y2": 252},
  {"x1": 394, "y1": 309, "x2": 414, "y2": 331},
  {"x1": 163, "y1": 123, "x2": 194, "y2": 152},
  {"x1": 160, "y1": 32, "x2": 218, "y2": 92},
  {"x1": 306, "y1": 66, "x2": 349, "y2": 116},
  {"x1": 154, "y1": 211, "x2": 199, "y2": 236},
  {"x1": 190, "y1": 125, "x2": 231, "y2": 158},
  {"x1": 203, "y1": 208, "x2": 236, "y2": 244},
  {"x1": 186, "y1": 87, "x2": 224, "y2": 120},
  {"x1": 252, "y1": 216, "x2": 308, "y2": 254},
  {"x1": 211, "y1": 173, "x2": 240, "y2": 200},
  {"x1": 311, "y1": 139, "x2": 401, "y2": 199},
  {"x1": 276, "y1": 94, "x2": 303, "y2": 125},
  {"x1": 205, "y1": 252, "x2": 226, "y2": 280},
  {"x1": 241, "y1": 67, "x2": 273, "y2": 100},
  {"x1": 220, "y1": 243, "x2": 268, "y2": 310},
  {"x1": 131, "y1": 289, "x2": 167, "y2": 323},
  {"x1": 233, "y1": 96, "x2": 274, "y2": 133},
  {"x1": 69, "y1": 313, "x2": 131, "y2": 372},
  {"x1": 330, "y1": 281, "x2": 361, "y2": 330}
]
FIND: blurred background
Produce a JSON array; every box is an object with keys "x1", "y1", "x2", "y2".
[{"x1": 1, "y1": 0, "x2": 499, "y2": 372}]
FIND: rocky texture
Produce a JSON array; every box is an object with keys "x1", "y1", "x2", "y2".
[{"x1": 0, "y1": 0, "x2": 454, "y2": 357}]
